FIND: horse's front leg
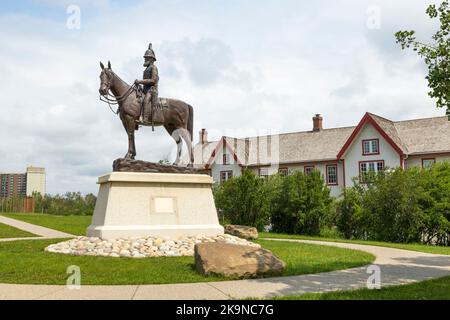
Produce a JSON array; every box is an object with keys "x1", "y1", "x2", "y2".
[
  {"x1": 126, "y1": 133, "x2": 136, "y2": 160},
  {"x1": 123, "y1": 116, "x2": 136, "y2": 160}
]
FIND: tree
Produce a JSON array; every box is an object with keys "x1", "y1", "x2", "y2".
[
  {"x1": 270, "y1": 170, "x2": 333, "y2": 236},
  {"x1": 336, "y1": 188, "x2": 367, "y2": 239},
  {"x1": 395, "y1": 1, "x2": 450, "y2": 119},
  {"x1": 213, "y1": 170, "x2": 270, "y2": 230},
  {"x1": 418, "y1": 162, "x2": 450, "y2": 245}
]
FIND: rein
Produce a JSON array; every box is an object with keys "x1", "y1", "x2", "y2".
[{"x1": 99, "y1": 81, "x2": 140, "y2": 115}]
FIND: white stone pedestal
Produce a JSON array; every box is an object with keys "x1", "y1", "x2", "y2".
[{"x1": 87, "y1": 172, "x2": 224, "y2": 239}]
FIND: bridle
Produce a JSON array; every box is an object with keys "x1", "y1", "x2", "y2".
[{"x1": 99, "y1": 70, "x2": 139, "y2": 115}]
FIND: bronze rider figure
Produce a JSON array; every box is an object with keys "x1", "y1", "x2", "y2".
[{"x1": 135, "y1": 43, "x2": 159, "y2": 125}]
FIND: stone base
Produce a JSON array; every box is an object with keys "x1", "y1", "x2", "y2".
[
  {"x1": 112, "y1": 158, "x2": 204, "y2": 174},
  {"x1": 87, "y1": 172, "x2": 224, "y2": 239}
]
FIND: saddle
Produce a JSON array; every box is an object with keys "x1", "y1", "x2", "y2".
[
  {"x1": 151, "y1": 98, "x2": 169, "y2": 124},
  {"x1": 136, "y1": 93, "x2": 169, "y2": 126}
]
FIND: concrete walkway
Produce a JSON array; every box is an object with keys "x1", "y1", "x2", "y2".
[
  {"x1": 0, "y1": 236, "x2": 449, "y2": 300},
  {"x1": 0, "y1": 215, "x2": 74, "y2": 240}
]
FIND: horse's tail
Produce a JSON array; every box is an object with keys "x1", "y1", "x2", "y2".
[{"x1": 187, "y1": 104, "x2": 194, "y2": 141}]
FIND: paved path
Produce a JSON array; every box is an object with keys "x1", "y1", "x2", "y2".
[
  {"x1": 0, "y1": 215, "x2": 74, "y2": 240},
  {"x1": 0, "y1": 236, "x2": 449, "y2": 300}
]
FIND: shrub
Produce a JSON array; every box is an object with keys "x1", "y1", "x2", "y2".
[
  {"x1": 336, "y1": 187, "x2": 367, "y2": 239},
  {"x1": 213, "y1": 170, "x2": 270, "y2": 230},
  {"x1": 270, "y1": 170, "x2": 333, "y2": 236},
  {"x1": 214, "y1": 163, "x2": 450, "y2": 246},
  {"x1": 418, "y1": 162, "x2": 450, "y2": 245},
  {"x1": 363, "y1": 168, "x2": 424, "y2": 243},
  {"x1": 337, "y1": 164, "x2": 450, "y2": 245}
]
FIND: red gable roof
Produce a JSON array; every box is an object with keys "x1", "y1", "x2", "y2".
[
  {"x1": 205, "y1": 137, "x2": 243, "y2": 169},
  {"x1": 337, "y1": 113, "x2": 405, "y2": 160}
]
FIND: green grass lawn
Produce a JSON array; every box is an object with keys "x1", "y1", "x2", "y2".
[
  {"x1": 260, "y1": 232, "x2": 450, "y2": 256},
  {"x1": 0, "y1": 223, "x2": 37, "y2": 239},
  {"x1": 1, "y1": 213, "x2": 91, "y2": 236},
  {"x1": 0, "y1": 239, "x2": 374, "y2": 285},
  {"x1": 2, "y1": 212, "x2": 448, "y2": 256},
  {"x1": 2, "y1": 213, "x2": 448, "y2": 255},
  {"x1": 276, "y1": 276, "x2": 450, "y2": 300}
]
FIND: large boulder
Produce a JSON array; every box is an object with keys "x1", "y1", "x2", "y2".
[
  {"x1": 224, "y1": 225, "x2": 258, "y2": 240},
  {"x1": 194, "y1": 242, "x2": 286, "y2": 277}
]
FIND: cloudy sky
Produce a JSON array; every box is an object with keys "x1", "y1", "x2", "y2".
[{"x1": 0, "y1": 0, "x2": 444, "y2": 194}]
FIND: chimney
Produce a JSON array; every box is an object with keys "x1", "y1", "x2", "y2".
[
  {"x1": 199, "y1": 129, "x2": 208, "y2": 144},
  {"x1": 313, "y1": 114, "x2": 323, "y2": 132}
]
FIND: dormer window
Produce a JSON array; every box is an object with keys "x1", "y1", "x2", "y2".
[{"x1": 362, "y1": 139, "x2": 379, "y2": 155}]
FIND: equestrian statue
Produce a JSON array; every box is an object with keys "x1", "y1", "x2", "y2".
[{"x1": 98, "y1": 43, "x2": 194, "y2": 167}]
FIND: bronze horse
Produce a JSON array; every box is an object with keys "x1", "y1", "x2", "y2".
[{"x1": 98, "y1": 61, "x2": 194, "y2": 166}]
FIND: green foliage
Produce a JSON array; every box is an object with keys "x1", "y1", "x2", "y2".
[
  {"x1": 214, "y1": 169, "x2": 333, "y2": 235},
  {"x1": 395, "y1": 1, "x2": 450, "y2": 118},
  {"x1": 363, "y1": 168, "x2": 424, "y2": 243},
  {"x1": 319, "y1": 226, "x2": 341, "y2": 239},
  {"x1": 336, "y1": 188, "x2": 366, "y2": 239},
  {"x1": 33, "y1": 192, "x2": 97, "y2": 216},
  {"x1": 419, "y1": 162, "x2": 450, "y2": 245},
  {"x1": 336, "y1": 163, "x2": 450, "y2": 245},
  {"x1": 270, "y1": 171, "x2": 333, "y2": 236},
  {"x1": 215, "y1": 164, "x2": 449, "y2": 246},
  {"x1": 213, "y1": 170, "x2": 270, "y2": 230}
]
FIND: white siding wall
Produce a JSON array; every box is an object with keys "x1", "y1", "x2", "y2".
[
  {"x1": 210, "y1": 148, "x2": 242, "y2": 184},
  {"x1": 406, "y1": 153, "x2": 450, "y2": 168},
  {"x1": 245, "y1": 163, "x2": 343, "y2": 197},
  {"x1": 342, "y1": 123, "x2": 400, "y2": 188},
  {"x1": 282, "y1": 163, "x2": 344, "y2": 197}
]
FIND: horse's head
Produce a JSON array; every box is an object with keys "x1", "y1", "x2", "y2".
[{"x1": 99, "y1": 61, "x2": 113, "y2": 96}]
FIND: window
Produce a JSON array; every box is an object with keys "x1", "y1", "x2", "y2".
[
  {"x1": 362, "y1": 139, "x2": 380, "y2": 155},
  {"x1": 220, "y1": 171, "x2": 233, "y2": 183},
  {"x1": 278, "y1": 168, "x2": 288, "y2": 176},
  {"x1": 326, "y1": 165, "x2": 338, "y2": 185},
  {"x1": 304, "y1": 166, "x2": 315, "y2": 176},
  {"x1": 259, "y1": 168, "x2": 269, "y2": 178},
  {"x1": 422, "y1": 158, "x2": 436, "y2": 169},
  {"x1": 359, "y1": 160, "x2": 384, "y2": 182},
  {"x1": 223, "y1": 154, "x2": 231, "y2": 165}
]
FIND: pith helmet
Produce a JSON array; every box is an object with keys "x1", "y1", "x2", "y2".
[{"x1": 143, "y1": 43, "x2": 156, "y2": 61}]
